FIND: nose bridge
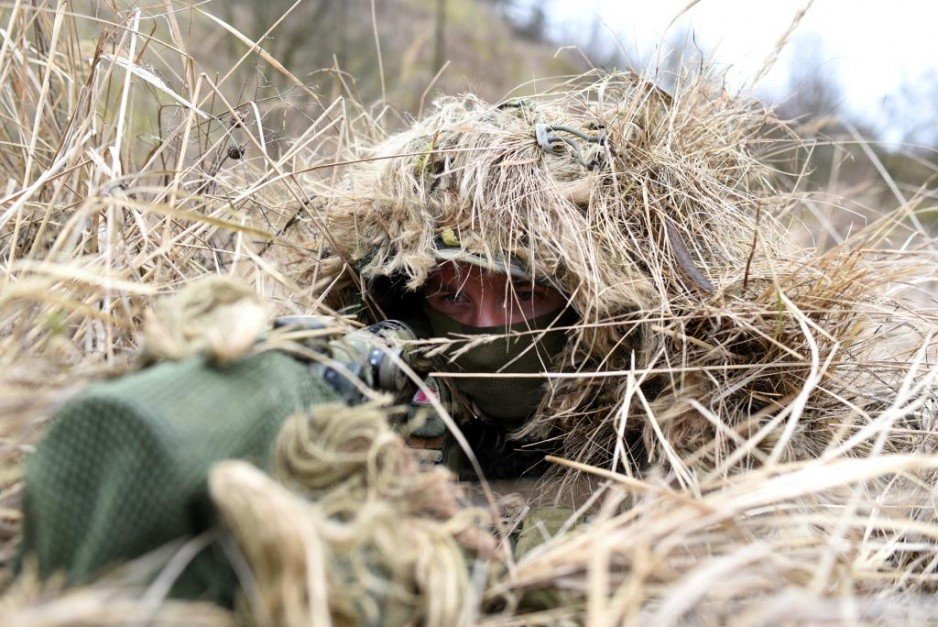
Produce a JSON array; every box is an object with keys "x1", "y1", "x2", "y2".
[
  {"x1": 472, "y1": 302, "x2": 501, "y2": 327},
  {"x1": 471, "y1": 285, "x2": 508, "y2": 327}
]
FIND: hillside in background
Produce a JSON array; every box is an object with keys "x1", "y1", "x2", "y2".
[
  {"x1": 195, "y1": 0, "x2": 937, "y2": 235},
  {"x1": 62, "y1": 0, "x2": 589, "y2": 179},
  {"x1": 195, "y1": 0, "x2": 585, "y2": 114},
  {"x1": 65, "y1": 0, "x2": 935, "y2": 235}
]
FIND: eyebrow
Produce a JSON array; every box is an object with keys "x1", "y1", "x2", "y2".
[
  {"x1": 424, "y1": 273, "x2": 468, "y2": 293},
  {"x1": 423, "y1": 280, "x2": 449, "y2": 297},
  {"x1": 506, "y1": 282, "x2": 551, "y2": 295}
]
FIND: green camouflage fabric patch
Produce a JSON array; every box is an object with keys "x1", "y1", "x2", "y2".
[{"x1": 21, "y1": 351, "x2": 339, "y2": 603}]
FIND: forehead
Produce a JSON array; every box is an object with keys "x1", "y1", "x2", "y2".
[{"x1": 427, "y1": 261, "x2": 507, "y2": 287}]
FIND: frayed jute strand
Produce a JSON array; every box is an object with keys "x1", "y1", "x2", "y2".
[
  {"x1": 142, "y1": 276, "x2": 269, "y2": 364},
  {"x1": 210, "y1": 402, "x2": 497, "y2": 627}
]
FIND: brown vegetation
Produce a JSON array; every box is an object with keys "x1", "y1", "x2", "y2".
[{"x1": 0, "y1": 1, "x2": 935, "y2": 625}]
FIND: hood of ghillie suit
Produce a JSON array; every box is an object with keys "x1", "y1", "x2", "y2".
[{"x1": 313, "y1": 71, "x2": 933, "y2": 483}]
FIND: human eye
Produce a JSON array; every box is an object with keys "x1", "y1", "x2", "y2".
[
  {"x1": 440, "y1": 291, "x2": 469, "y2": 305},
  {"x1": 426, "y1": 287, "x2": 469, "y2": 312},
  {"x1": 514, "y1": 287, "x2": 547, "y2": 302}
]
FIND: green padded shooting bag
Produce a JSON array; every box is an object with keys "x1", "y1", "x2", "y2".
[{"x1": 21, "y1": 350, "x2": 339, "y2": 601}]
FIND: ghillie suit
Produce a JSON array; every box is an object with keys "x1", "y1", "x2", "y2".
[
  {"x1": 313, "y1": 70, "x2": 936, "y2": 493},
  {"x1": 298, "y1": 71, "x2": 938, "y2": 618}
]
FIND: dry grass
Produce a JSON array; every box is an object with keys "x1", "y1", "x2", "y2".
[{"x1": 0, "y1": 1, "x2": 936, "y2": 626}]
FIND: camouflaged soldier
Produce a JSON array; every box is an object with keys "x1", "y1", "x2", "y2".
[
  {"x1": 379, "y1": 239, "x2": 577, "y2": 480},
  {"x1": 26, "y1": 70, "x2": 766, "y2": 599},
  {"x1": 316, "y1": 94, "x2": 634, "y2": 483},
  {"x1": 19, "y1": 104, "x2": 592, "y2": 599}
]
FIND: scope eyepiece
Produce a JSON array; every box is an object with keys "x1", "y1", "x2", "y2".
[{"x1": 273, "y1": 316, "x2": 423, "y2": 403}]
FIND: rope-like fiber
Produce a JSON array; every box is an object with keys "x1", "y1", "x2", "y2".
[
  {"x1": 211, "y1": 402, "x2": 496, "y2": 627},
  {"x1": 142, "y1": 276, "x2": 269, "y2": 364}
]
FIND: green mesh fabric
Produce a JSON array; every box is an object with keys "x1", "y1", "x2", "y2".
[{"x1": 21, "y1": 350, "x2": 338, "y2": 601}]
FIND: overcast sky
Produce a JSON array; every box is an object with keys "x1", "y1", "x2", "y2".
[{"x1": 541, "y1": 0, "x2": 938, "y2": 144}]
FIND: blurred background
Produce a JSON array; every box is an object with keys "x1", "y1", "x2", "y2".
[
  {"x1": 181, "y1": 0, "x2": 938, "y2": 137},
  {"x1": 70, "y1": 0, "x2": 937, "y2": 234}
]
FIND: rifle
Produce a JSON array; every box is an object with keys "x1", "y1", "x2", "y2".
[{"x1": 19, "y1": 316, "x2": 431, "y2": 603}]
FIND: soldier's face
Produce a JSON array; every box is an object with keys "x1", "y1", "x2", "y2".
[{"x1": 423, "y1": 261, "x2": 567, "y2": 327}]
